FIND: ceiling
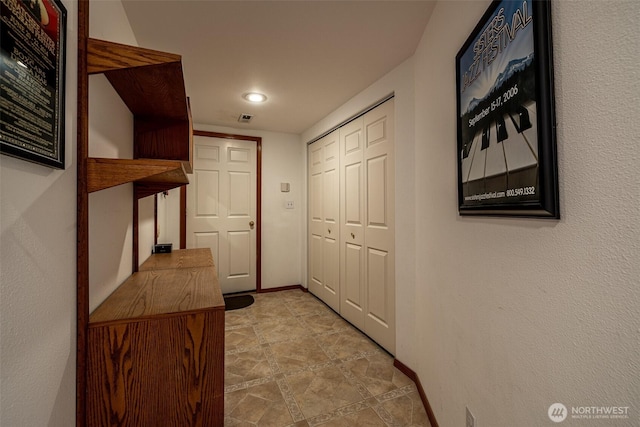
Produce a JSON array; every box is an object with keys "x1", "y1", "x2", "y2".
[{"x1": 122, "y1": 1, "x2": 436, "y2": 135}]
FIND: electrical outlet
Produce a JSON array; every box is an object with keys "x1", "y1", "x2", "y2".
[
  {"x1": 285, "y1": 200, "x2": 294, "y2": 209},
  {"x1": 466, "y1": 407, "x2": 476, "y2": 427}
]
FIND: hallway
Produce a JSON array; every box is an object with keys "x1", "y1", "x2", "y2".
[{"x1": 224, "y1": 290, "x2": 431, "y2": 426}]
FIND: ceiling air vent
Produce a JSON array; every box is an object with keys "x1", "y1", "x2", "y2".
[{"x1": 238, "y1": 113, "x2": 253, "y2": 123}]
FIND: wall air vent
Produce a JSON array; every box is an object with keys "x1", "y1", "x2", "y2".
[{"x1": 238, "y1": 113, "x2": 253, "y2": 123}]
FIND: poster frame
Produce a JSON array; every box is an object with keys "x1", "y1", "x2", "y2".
[
  {"x1": 1, "y1": 0, "x2": 67, "y2": 169},
  {"x1": 456, "y1": 0, "x2": 559, "y2": 218}
]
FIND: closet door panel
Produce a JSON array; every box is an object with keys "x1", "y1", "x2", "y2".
[
  {"x1": 309, "y1": 233, "x2": 323, "y2": 293},
  {"x1": 308, "y1": 142, "x2": 324, "y2": 297},
  {"x1": 366, "y1": 155, "x2": 389, "y2": 229},
  {"x1": 363, "y1": 99, "x2": 395, "y2": 354},
  {"x1": 342, "y1": 242, "x2": 364, "y2": 329},
  {"x1": 323, "y1": 166, "x2": 338, "y2": 236},
  {"x1": 323, "y1": 234, "x2": 339, "y2": 302},
  {"x1": 366, "y1": 247, "x2": 389, "y2": 327},
  {"x1": 340, "y1": 119, "x2": 365, "y2": 327},
  {"x1": 321, "y1": 131, "x2": 340, "y2": 310},
  {"x1": 308, "y1": 131, "x2": 340, "y2": 311}
]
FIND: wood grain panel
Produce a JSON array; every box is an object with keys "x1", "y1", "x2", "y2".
[
  {"x1": 88, "y1": 38, "x2": 181, "y2": 75},
  {"x1": 89, "y1": 267, "x2": 223, "y2": 325},
  {"x1": 87, "y1": 158, "x2": 188, "y2": 193},
  {"x1": 139, "y1": 248, "x2": 214, "y2": 271},
  {"x1": 134, "y1": 181, "x2": 189, "y2": 200},
  {"x1": 135, "y1": 118, "x2": 191, "y2": 164},
  {"x1": 106, "y1": 63, "x2": 187, "y2": 119},
  {"x1": 77, "y1": 2, "x2": 90, "y2": 425},
  {"x1": 87, "y1": 310, "x2": 224, "y2": 426}
]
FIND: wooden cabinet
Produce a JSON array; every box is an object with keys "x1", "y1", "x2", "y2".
[{"x1": 87, "y1": 249, "x2": 225, "y2": 426}]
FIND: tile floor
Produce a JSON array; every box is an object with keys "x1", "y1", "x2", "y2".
[{"x1": 224, "y1": 289, "x2": 432, "y2": 427}]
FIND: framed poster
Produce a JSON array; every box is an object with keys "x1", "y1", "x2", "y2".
[
  {"x1": 456, "y1": 0, "x2": 558, "y2": 218},
  {"x1": 1, "y1": 0, "x2": 67, "y2": 169}
]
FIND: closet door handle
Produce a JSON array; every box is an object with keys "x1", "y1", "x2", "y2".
[
  {"x1": 351, "y1": 233, "x2": 355, "y2": 239},
  {"x1": 249, "y1": 221, "x2": 255, "y2": 229}
]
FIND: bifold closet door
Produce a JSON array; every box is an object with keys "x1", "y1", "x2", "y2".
[
  {"x1": 340, "y1": 99, "x2": 395, "y2": 354},
  {"x1": 308, "y1": 130, "x2": 340, "y2": 312}
]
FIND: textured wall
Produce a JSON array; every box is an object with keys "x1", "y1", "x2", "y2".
[
  {"x1": 0, "y1": 0, "x2": 77, "y2": 424},
  {"x1": 412, "y1": 1, "x2": 640, "y2": 425}
]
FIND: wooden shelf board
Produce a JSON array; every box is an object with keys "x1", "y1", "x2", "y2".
[
  {"x1": 88, "y1": 38, "x2": 188, "y2": 120},
  {"x1": 88, "y1": 38, "x2": 181, "y2": 74},
  {"x1": 87, "y1": 157, "x2": 189, "y2": 193}
]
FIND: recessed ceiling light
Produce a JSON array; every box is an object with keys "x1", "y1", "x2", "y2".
[{"x1": 243, "y1": 92, "x2": 267, "y2": 103}]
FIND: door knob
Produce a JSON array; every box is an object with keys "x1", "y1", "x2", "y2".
[
  {"x1": 351, "y1": 232, "x2": 355, "y2": 239},
  {"x1": 249, "y1": 221, "x2": 255, "y2": 229}
]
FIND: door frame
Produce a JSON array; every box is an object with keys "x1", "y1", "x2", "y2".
[{"x1": 180, "y1": 130, "x2": 263, "y2": 292}]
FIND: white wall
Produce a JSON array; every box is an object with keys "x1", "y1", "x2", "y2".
[
  {"x1": 157, "y1": 187, "x2": 182, "y2": 246},
  {"x1": 411, "y1": 1, "x2": 640, "y2": 426},
  {"x1": 195, "y1": 124, "x2": 303, "y2": 290},
  {"x1": 0, "y1": 0, "x2": 77, "y2": 424},
  {"x1": 88, "y1": 0, "x2": 156, "y2": 311}
]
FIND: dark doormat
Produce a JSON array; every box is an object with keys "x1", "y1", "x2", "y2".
[{"x1": 224, "y1": 294, "x2": 255, "y2": 311}]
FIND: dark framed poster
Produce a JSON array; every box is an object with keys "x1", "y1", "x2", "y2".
[
  {"x1": 456, "y1": 0, "x2": 558, "y2": 218},
  {"x1": 1, "y1": 0, "x2": 67, "y2": 169}
]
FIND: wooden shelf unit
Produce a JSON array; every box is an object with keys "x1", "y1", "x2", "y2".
[
  {"x1": 77, "y1": 15, "x2": 204, "y2": 425},
  {"x1": 86, "y1": 38, "x2": 193, "y2": 195},
  {"x1": 87, "y1": 249, "x2": 224, "y2": 426}
]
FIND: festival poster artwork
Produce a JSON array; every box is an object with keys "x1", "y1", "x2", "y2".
[
  {"x1": 456, "y1": 0, "x2": 559, "y2": 218},
  {"x1": 1, "y1": 0, "x2": 67, "y2": 169}
]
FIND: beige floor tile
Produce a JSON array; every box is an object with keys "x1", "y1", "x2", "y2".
[
  {"x1": 380, "y1": 391, "x2": 431, "y2": 427},
  {"x1": 300, "y1": 311, "x2": 349, "y2": 335},
  {"x1": 286, "y1": 366, "x2": 365, "y2": 418},
  {"x1": 257, "y1": 317, "x2": 310, "y2": 344},
  {"x1": 226, "y1": 326, "x2": 260, "y2": 351},
  {"x1": 225, "y1": 346, "x2": 273, "y2": 387},
  {"x1": 225, "y1": 381, "x2": 294, "y2": 426},
  {"x1": 342, "y1": 352, "x2": 413, "y2": 397},
  {"x1": 287, "y1": 296, "x2": 332, "y2": 316},
  {"x1": 315, "y1": 327, "x2": 380, "y2": 360},
  {"x1": 226, "y1": 310, "x2": 256, "y2": 329},
  {"x1": 316, "y1": 407, "x2": 387, "y2": 426},
  {"x1": 252, "y1": 302, "x2": 295, "y2": 321},
  {"x1": 270, "y1": 337, "x2": 331, "y2": 373}
]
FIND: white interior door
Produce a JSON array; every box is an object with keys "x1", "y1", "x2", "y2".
[
  {"x1": 362, "y1": 99, "x2": 395, "y2": 353},
  {"x1": 308, "y1": 140, "x2": 325, "y2": 298},
  {"x1": 339, "y1": 99, "x2": 395, "y2": 353},
  {"x1": 340, "y1": 118, "x2": 366, "y2": 330},
  {"x1": 187, "y1": 135, "x2": 257, "y2": 294},
  {"x1": 308, "y1": 130, "x2": 340, "y2": 312}
]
